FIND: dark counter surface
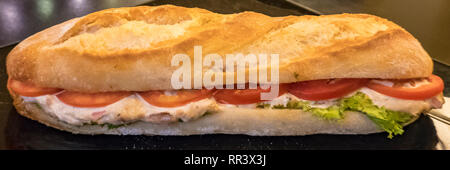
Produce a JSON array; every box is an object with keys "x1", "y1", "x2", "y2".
[
  {"x1": 0, "y1": 0, "x2": 314, "y2": 48},
  {"x1": 0, "y1": 0, "x2": 153, "y2": 48},
  {"x1": 0, "y1": 0, "x2": 449, "y2": 150}
]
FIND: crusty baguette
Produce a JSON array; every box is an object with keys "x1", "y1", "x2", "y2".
[
  {"x1": 11, "y1": 87, "x2": 412, "y2": 136},
  {"x1": 6, "y1": 5, "x2": 432, "y2": 92}
]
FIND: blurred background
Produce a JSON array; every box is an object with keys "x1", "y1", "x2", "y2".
[{"x1": 0, "y1": 0, "x2": 449, "y2": 65}]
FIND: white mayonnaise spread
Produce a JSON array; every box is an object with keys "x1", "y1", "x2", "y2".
[
  {"x1": 358, "y1": 88, "x2": 434, "y2": 115},
  {"x1": 219, "y1": 104, "x2": 258, "y2": 108},
  {"x1": 22, "y1": 94, "x2": 218, "y2": 125},
  {"x1": 259, "y1": 93, "x2": 338, "y2": 108},
  {"x1": 371, "y1": 79, "x2": 430, "y2": 88},
  {"x1": 20, "y1": 85, "x2": 440, "y2": 125}
]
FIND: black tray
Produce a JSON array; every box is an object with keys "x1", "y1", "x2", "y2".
[{"x1": 0, "y1": 0, "x2": 449, "y2": 150}]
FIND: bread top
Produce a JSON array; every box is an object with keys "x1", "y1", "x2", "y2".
[{"x1": 6, "y1": 5, "x2": 433, "y2": 92}]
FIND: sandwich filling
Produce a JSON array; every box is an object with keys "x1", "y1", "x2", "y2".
[{"x1": 9, "y1": 75, "x2": 445, "y2": 138}]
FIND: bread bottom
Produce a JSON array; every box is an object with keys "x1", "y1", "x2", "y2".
[{"x1": 11, "y1": 90, "x2": 419, "y2": 136}]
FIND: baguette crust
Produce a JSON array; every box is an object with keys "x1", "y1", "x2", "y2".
[{"x1": 7, "y1": 5, "x2": 432, "y2": 92}]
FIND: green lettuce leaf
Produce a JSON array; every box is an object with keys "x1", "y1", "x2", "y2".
[
  {"x1": 271, "y1": 100, "x2": 344, "y2": 120},
  {"x1": 266, "y1": 92, "x2": 415, "y2": 138},
  {"x1": 309, "y1": 106, "x2": 344, "y2": 120},
  {"x1": 340, "y1": 92, "x2": 413, "y2": 139}
]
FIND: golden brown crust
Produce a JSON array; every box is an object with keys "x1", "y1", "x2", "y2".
[{"x1": 7, "y1": 5, "x2": 433, "y2": 92}]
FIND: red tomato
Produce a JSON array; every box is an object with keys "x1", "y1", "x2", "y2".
[
  {"x1": 57, "y1": 91, "x2": 132, "y2": 107},
  {"x1": 139, "y1": 89, "x2": 214, "y2": 107},
  {"x1": 8, "y1": 78, "x2": 62, "y2": 97},
  {"x1": 367, "y1": 75, "x2": 444, "y2": 100},
  {"x1": 288, "y1": 79, "x2": 369, "y2": 101},
  {"x1": 213, "y1": 84, "x2": 289, "y2": 104}
]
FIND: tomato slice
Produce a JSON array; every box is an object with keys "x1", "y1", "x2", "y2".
[
  {"x1": 288, "y1": 79, "x2": 369, "y2": 101},
  {"x1": 8, "y1": 78, "x2": 62, "y2": 97},
  {"x1": 367, "y1": 75, "x2": 444, "y2": 100},
  {"x1": 138, "y1": 89, "x2": 214, "y2": 107},
  {"x1": 57, "y1": 91, "x2": 132, "y2": 107},
  {"x1": 213, "y1": 84, "x2": 289, "y2": 104}
]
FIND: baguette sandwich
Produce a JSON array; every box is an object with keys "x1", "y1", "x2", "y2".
[{"x1": 6, "y1": 5, "x2": 445, "y2": 138}]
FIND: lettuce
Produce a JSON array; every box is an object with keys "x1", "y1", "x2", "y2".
[
  {"x1": 267, "y1": 92, "x2": 414, "y2": 138},
  {"x1": 340, "y1": 92, "x2": 413, "y2": 139},
  {"x1": 271, "y1": 100, "x2": 344, "y2": 120},
  {"x1": 309, "y1": 106, "x2": 344, "y2": 120}
]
